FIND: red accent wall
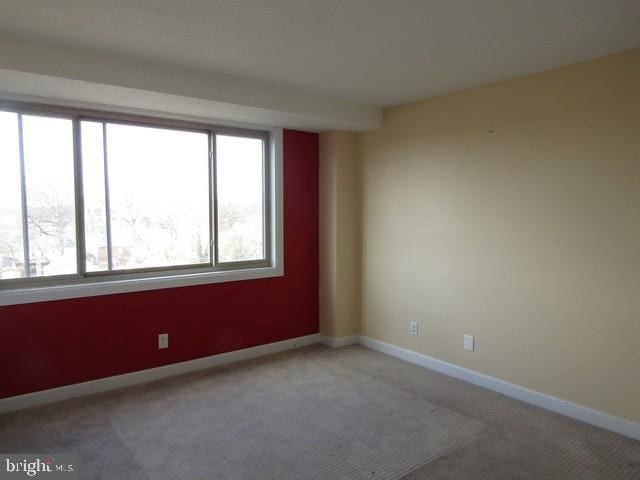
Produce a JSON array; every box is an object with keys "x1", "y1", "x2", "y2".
[{"x1": 0, "y1": 129, "x2": 319, "y2": 399}]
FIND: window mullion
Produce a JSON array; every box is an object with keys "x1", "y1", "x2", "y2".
[
  {"x1": 262, "y1": 136, "x2": 270, "y2": 262},
  {"x1": 72, "y1": 118, "x2": 87, "y2": 276},
  {"x1": 102, "y1": 122, "x2": 114, "y2": 271},
  {"x1": 16, "y1": 114, "x2": 30, "y2": 278},
  {"x1": 210, "y1": 131, "x2": 219, "y2": 267}
]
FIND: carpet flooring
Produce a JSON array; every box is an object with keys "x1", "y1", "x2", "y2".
[{"x1": 0, "y1": 345, "x2": 638, "y2": 479}]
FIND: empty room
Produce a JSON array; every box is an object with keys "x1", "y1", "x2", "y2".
[{"x1": 0, "y1": 1, "x2": 639, "y2": 478}]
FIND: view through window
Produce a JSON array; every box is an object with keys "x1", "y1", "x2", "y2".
[{"x1": 0, "y1": 106, "x2": 269, "y2": 284}]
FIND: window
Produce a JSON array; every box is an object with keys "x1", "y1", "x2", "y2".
[
  {"x1": 0, "y1": 102, "x2": 280, "y2": 303},
  {"x1": 81, "y1": 121, "x2": 211, "y2": 272}
]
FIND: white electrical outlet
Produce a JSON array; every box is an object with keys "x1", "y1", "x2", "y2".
[
  {"x1": 464, "y1": 334, "x2": 474, "y2": 352},
  {"x1": 158, "y1": 333, "x2": 169, "y2": 349},
  {"x1": 409, "y1": 321, "x2": 419, "y2": 336}
]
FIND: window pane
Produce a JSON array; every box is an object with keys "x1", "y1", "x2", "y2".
[
  {"x1": 81, "y1": 121, "x2": 109, "y2": 272},
  {"x1": 0, "y1": 112, "x2": 26, "y2": 279},
  {"x1": 216, "y1": 135, "x2": 265, "y2": 262},
  {"x1": 106, "y1": 123, "x2": 210, "y2": 270},
  {"x1": 22, "y1": 114, "x2": 77, "y2": 277}
]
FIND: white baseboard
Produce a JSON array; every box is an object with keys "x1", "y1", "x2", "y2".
[
  {"x1": 319, "y1": 334, "x2": 359, "y2": 348},
  {"x1": 0, "y1": 334, "x2": 320, "y2": 414},
  {"x1": 3, "y1": 332, "x2": 638, "y2": 442},
  {"x1": 359, "y1": 336, "x2": 640, "y2": 442}
]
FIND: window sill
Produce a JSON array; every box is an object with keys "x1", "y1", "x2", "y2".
[{"x1": 0, "y1": 264, "x2": 284, "y2": 306}]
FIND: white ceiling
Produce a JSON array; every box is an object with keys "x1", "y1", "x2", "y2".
[{"x1": 0, "y1": 0, "x2": 639, "y2": 108}]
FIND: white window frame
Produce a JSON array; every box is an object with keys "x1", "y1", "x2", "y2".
[{"x1": 0, "y1": 101, "x2": 284, "y2": 306}]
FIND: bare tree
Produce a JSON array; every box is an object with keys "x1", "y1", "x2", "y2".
[{"x1": 27, "y1": 188, "x2": 74, "y2": 256}]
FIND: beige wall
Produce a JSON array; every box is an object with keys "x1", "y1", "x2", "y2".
[
  {"x1": 359, "y1": 49, "x2": 640, "y2": 422},
  {"x1": 319, "y1": 131, "x2": 361, "y2": 338}
]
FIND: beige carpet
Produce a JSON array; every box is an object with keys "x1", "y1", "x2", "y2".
[{"x1": 0, "y1": 345, "x2": 638, "y2": 479}]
